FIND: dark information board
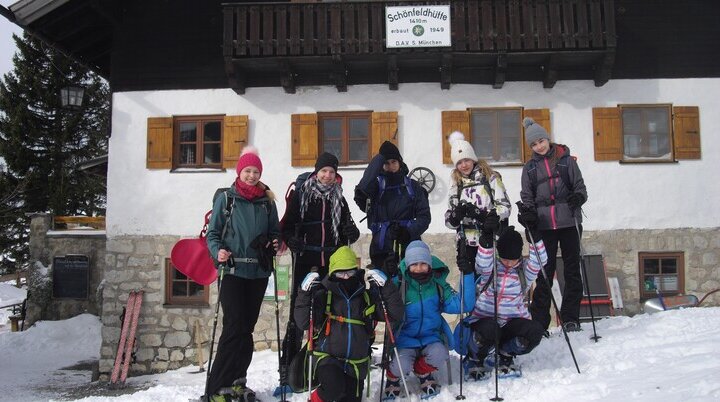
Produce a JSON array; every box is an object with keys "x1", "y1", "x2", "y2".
[{"x1": 52, "y1": 255, "x2": 90, "y2": 299}]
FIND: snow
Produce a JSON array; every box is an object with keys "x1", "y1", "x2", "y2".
[
  {"x1": 2, "y1": 309, "x2": 720, "y2": 401},
  {"x1": 0, "y1": 282, "x2": 26, "y2": 308}
]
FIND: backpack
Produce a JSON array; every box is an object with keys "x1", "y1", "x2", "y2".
[{"x1": 377, "y1": 175, "x2": 415, "y2": 201}]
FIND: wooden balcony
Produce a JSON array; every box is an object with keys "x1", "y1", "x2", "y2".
[{"x1": 223, "y1": 0, "x2": 616, "y2": 93}]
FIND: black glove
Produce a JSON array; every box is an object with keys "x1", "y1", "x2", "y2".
[
  {"x1": 517, "y1": 203, "x2": 538, "y2": 229},
  {"x1": 525, "y1": 228, "x2": 542, "y2": 244},
  {"x1": 343, "y1": 222, "x2": 360, "y2": 244},
  {"x1": 465, "y1": 204, "x2": 488, "y2": 222},
  {"x1": 250, "y1": 234, "x2": 276, "y2": 271},
  {"x1": 567, "y1": 192, "x2": 585, "y2": 210},
  {"x1": 447, "y1": 205, "x2": 464, "y2": 227},
  {"x1": 382, "y1": 254, "x2": 399, "y2": 278},
  {"x1": 287, "y1": 236, "x2": 304, "y2": 254},
  {"x1": 482, "y1": 210, "x2": 500, "y2": 234},
  {"x1": 388, "y1": 223, "x2": 411, "y2": 245}
]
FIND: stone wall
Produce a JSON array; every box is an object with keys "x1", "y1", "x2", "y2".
[
  {"x1": 27, "y1": 214, "x2": 106, "y2": 327},
  {"x1": 98, "y1": 227, "x2": 720, "y2": 378}
]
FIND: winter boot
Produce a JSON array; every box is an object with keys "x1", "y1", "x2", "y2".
[
  {"x1": 562, "y1": 321, "x2": 582, "y2": 332},
  {"x1": 483, "y1": 348, "x2": 521, "y2": 377},
  {"x1": 417, "y1": 372, "x2": 440, "y2": 399},
  {"x1": 382, "y1": 377, "x2": 401, "y2": 400},
  {"x1": 230, "y1": 378, "x2": 256, "y2": 402},
  {"x1": 463, "y1": 356, "x2": 489, "y2": 381}
]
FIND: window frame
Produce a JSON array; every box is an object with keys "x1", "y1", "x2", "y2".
[
  {"x1": 318, "y1": 111, "x2": 373, "y2": 165},
  {"x1": 172, "y1": 114, "x2": 224, "y2": 169},
  {"x1": 619, "y1": 103, "x2": 674, "y2": 162},
  {"x1": 638, "y1": 251, "x2": 685, "y2": 300},
  {"x1": 468, "y1": 106, "x2": 525, "y2": 165},
  {"x1": 164, "y1": 258, "x2": 210, "y2": 307}
]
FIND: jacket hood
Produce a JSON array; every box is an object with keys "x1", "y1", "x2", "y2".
[
  {"x1": 533, "y1": 143, "x2": 570, "y2": 161},
  {"x1": 399, "y1": 255, "x2": 450, "y2": 283}
]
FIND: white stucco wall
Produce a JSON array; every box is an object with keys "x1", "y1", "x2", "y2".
[{"x1": 107, "y1": 78, "x2": 720, "y2": 237}]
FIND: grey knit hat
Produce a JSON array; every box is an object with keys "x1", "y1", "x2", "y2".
[
  {"x1": 523, "y1": 117, "x2": 550, "y2": 147},
  {"x1": 404, "y1": 240, "x2": 432, "y2": 267}
]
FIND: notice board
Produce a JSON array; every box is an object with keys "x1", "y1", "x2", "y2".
[{"x1": 52, "y1": 255, "x2": 90, "y2": 299}]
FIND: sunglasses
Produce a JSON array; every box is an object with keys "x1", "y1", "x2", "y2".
[{"x1": 333, "y1": 269, "x2": 357, "y2": 279}]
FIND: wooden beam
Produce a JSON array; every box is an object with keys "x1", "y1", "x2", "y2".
[
  {"x1": 440, "y1": 53, "x2": 452, "y2": 90},
  {"x1": 594, "y1": 50, "x2": 615, "y2": 87},
  {"x1": 543, "y1": 54, "x2": 559, "y2": 88},
  {"x1": 387, "y1": 55, "x2": 398, "y2": 90},
  {"x1": 279, "y1": 59, "x2": 296, "y2": 94},
  {"x1": 493, "y1": 53, "x2": 507, "y2": 89},
  {"x1": 224, "y1": 59, "x2": 245, "y2": 95},
  {"x1": 331, "y1": 55, "x2": 347, "y2": 92}
]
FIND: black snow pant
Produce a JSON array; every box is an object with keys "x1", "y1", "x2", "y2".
[
  {"x1": 208, "y1": 274, "x2": 268, "y2": 395},
  {"x1": 315, "y1": 358, "x2": 365, "y2": 402},
  {"x1": 280, "y1": 259, "x2": 329, "y2": 375},
  {"x1": 470, "y1": 318, "x2": 544, "y2": 358},
  {"x1": 529, "y1": 225, "x2": 583, "y2": 330}
]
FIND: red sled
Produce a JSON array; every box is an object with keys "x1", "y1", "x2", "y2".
[{"x1": 171, "y1": 211, "x2": 218, "y2": 285}]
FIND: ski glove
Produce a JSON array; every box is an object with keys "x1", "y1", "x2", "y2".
[
  {"x1": 517, "y1": 204, "x2": 538, "y2": 229},
  {"x1": 465, "y1": 204, "x2": 488, "y2": 222},
  {"x1": 367, "y1": 269, "x2": 387, "y2": 287},
  {"x1": 287, "y1": 236, "x2": 304, "y2": 254},
  {"x1": 301, "y1": 272, "x2": 321, "y2": 292},
  {"x1": 482, "y1": 210, "x2": 500, "y2": 234},
  {"x1": 382, "y1": 254, "x2": 399, "y2": 278},
  {"x1": 342, "y1": 222, "x2": 360, "y2": 244},
  {"x1": 388, "y1": 223, "x2": 411, "y2": 245},
  {"x1": 567, "y1": 192, "x2": 585, "y2": 210},
  {"x1": 447, "y1": 203, "x2": 466, "y2": 226}
]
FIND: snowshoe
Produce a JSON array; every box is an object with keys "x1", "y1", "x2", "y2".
[
  {"x1": 462, "y1": 357, "x2": 489, "y2": 382},
  {"x1": 216, "y1": 379, "x2": 258, "y2": 402},
  {"x1": 484, "y1": 349, "x2": 522, "y2": 379},
  {"x1": 418, "y1": 373, "x2": 441, "y2": 400},
  {"x1": 382, "y1": 378, "x2": 402, "y2": 401},
  {"x1": 562, "y1": 321, "x2": 582, "y2": 332}
]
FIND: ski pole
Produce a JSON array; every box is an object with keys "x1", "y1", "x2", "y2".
[
  {"x1": 307, "y1": 266, "x2": 319, "y2": 401},
  {"x1": 519, "y1": 203, "x2": 581, "y2": 374},
  {"x1": 205, "y1": 264, "x2": 225, "y2": 398},
  {"x1": 375, "y1": 281, "x2": 410, "y2": 400},
  {"x1": 456, "y1": 223, "x2": 467, "y2": 400},
  {"x1": 574, "y1": 215, "x2": 601, "y2": 342},
  {"x1": 271, "y1": 255, "x2": 287, "y2": 402},
  {"x1": 489, "y1": 233, "x2": 502, "y2": 402}
]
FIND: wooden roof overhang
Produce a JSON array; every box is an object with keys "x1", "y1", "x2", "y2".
[{"x1": 223, "y1": 0, "x2": 617, "y2": 94}]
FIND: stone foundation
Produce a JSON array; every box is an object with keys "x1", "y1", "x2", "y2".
[{"x1": 97, "y1": 227, "x2": 720, "y2": 378}]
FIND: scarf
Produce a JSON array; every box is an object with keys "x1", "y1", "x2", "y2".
[
  {"x1": 300, "y1": 176, "x2": 343, "y2": 242},
  {"x1": 234, "y1": 178, "x2": 266, "y2": 201}
]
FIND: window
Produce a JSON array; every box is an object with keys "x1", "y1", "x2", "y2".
[
  {"x1": 164, "y1": 258, "x2": 209, "y2": 306},
  {"x1": 593, "y1": 105, "x2": 700, "y2": 162},
  {"x1": 174, "y1": 115, "x2": 223, "y2": 168},
  {"x1": 639, "y1": 252, "x2": 684, "y2": 299},
  {"x1": 441, "y1": 108, "x2": 550, "y2": 165},
  {"x1": 470, "y1": 108, "x2": 523, "y2": 163},
  {"x1": 319, "y1": 111, "x2": 372, "y2": 165},
  {"x1": 146, "y1": 115, "x2": 248, "y2": 170},
  {"x1": 291, "y1": 111, "x2": 398, "y2": 167}
]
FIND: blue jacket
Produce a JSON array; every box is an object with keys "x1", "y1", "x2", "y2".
[{"x1": 394, "y1": 256, "x2": 475, "y2": 349}]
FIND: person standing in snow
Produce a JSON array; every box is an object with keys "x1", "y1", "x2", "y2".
[
  {"x1": 354, "y1": 141, "x2": 431, "y2": 277},
  {"x1": 520, "y1": 117, "x2": 588, "y2": 333},
  {"x1": 462, "y1": 226, "x2": 547, "y2": 379},
  {"x1": 205, "y1": 146, "x2": 280, "y2": 402},
  {"x1": 294, "y1": 246, "x2": 404, "y2": 402},
  {"x1": 278, "y1": 152, "x2": 360, "y2": 390},
  {"x1": 445, "y1": 131, "x2": 512, "y2": 276},
  {"x1": 382, "y1": 240, "x2": 475, "y2": 400}
]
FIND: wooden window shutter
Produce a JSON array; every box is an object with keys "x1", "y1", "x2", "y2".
[
  {"x1": 223, "y1": 115, "x2": 249, "y2": 169},
  {"x1": 371, "y1": 111, "x2": 398, "y2": 154},
  {"x1": 441, "y1": 110, "x2": 470, "y2": 164},
  {"x1": 146, "y1": 117, "x2": 173, "y2": 169},
  {"x1": 672, "y1": 106, "x2": 701, "y2": 160},
  {"x1": 522, "y1": 109, "x2": 551, "y2": 163},
  {"x1": 592, "y1": 107, "x2": 623, "y2": 161},
  {"x1": 291, "y1": 114, "x2": 319, "y2": 167}
]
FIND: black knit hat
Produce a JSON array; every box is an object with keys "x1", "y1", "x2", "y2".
[
  {"x1": 379, "y1": 141, "x2": 402, "y2": 162},
  {"x1": 496, "y1": 227, "x2": 523, "y2": 260},
  {"x1": 314, "y1": 152, "x2": 339, "y2": 174}
]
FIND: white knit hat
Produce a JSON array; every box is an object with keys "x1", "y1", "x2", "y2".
[{"x1": 448, "y1": 131, "x2": 478, "y2": 166}]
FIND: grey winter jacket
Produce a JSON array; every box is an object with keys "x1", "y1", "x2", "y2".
[{"x1": 520, "y1": 144, "x2": 587, "y2": 231}]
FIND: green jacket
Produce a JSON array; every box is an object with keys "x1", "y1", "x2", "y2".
[{"x1": 206, "y1": 184, "x2": 280, "y2": 279}]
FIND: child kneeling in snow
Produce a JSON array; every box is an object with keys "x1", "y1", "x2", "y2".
[
  {"x1": 294, "y1": 246, "x2": 404, "y2": 402},
  {"x1": 383, "y1": 240, "x2": 475, "y2": 400},
  {"x1": 461, "y1": 225, "x2": 547, "y2": 380}
]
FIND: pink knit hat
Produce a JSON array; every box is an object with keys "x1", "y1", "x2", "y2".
[{"x1": 236, "y1": 145, "x2": 263, "y2": 176}]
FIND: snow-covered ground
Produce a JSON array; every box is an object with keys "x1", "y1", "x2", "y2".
[{"x1": 1, "y1": 308, "x2": 719, "y2": 402}]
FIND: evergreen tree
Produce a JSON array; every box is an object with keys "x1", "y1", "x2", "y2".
[{"x1": 0, "y1": 33, "x2": 109, "y2": 273}]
